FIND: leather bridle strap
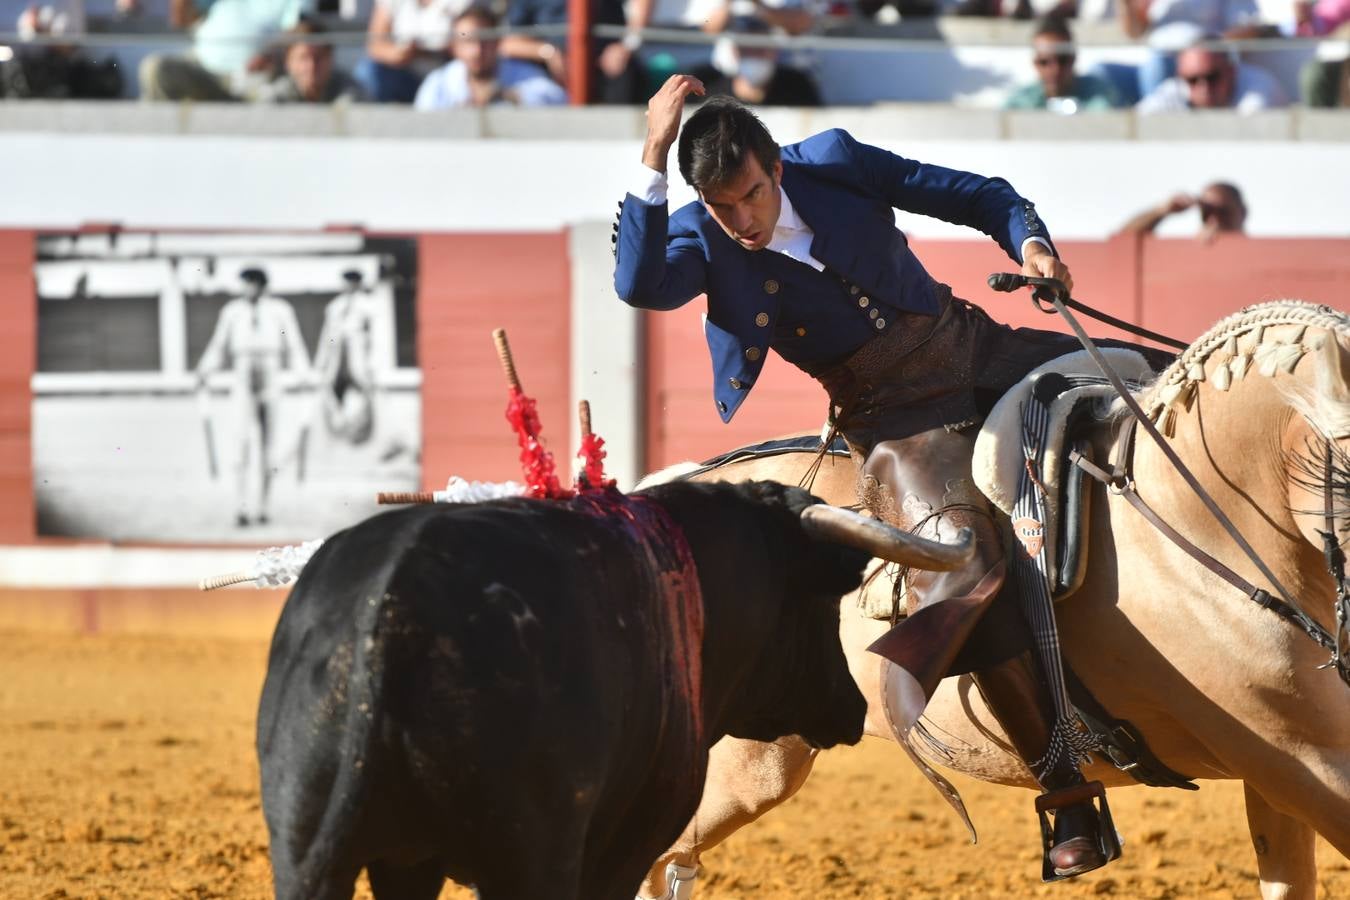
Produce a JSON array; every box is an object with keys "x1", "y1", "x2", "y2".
[
  {"x1": 1319, "y1": 442, "x2": 1350, "y2": 676},
  {"x1": 1074, "y1": 437, "x2": 1336, "y2": 652},
  {"x1": 1034, "y1": 286, "x2": 1336, "y2": 658},
  {"x1": 1045, "y1": 295, "x2": 1189, "y2": 352}
]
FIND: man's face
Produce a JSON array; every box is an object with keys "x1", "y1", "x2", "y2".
[
  {"x1": 1177, "y1": 49, "x2": 1235, "y2": 109},
  {"x1": 1198, "y1": 185, "x2": 1246, "y2": 233},
  {"x1": 243, "y1": 279, "x2": 264, "y2": 300},
  {"x1": 452, "y1": 17, "x2": 498, "y2": 79},
  {"x1": 287, "y1": 42, "x2": 332, "y2": 101},
  {"x1": 1031, "y1": 35, "x2": 1075, "y2": 98},
  {"x1": 699, "y1": 155, "x2": 784, "y2": 252}
]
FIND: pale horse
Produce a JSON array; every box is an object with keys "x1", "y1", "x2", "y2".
[{"x1": 637, "y1": 301, "x2": 1350, "y2": 900}]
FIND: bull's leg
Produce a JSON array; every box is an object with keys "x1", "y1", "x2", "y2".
[
  {"x1": 367, "y1": 858, "x2": 445, "y2": 900},
  {"x1": 269, "y1": 851, "x2": 363, "y2": 900},
  {"x1": 637, "y1": 736, "x2": 818, "y2": 899},
  {"x1": 1243, "y1": 783, "x2": 1317, "y2": 900}
]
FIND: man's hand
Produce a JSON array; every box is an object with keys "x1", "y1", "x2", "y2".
[
  {"x1": 642, "y1": 74, "x2": 705, "y2": 173},
  {"x1": 1164, "y1": 192, "x2": 1196, "y2": 215},
  {"x1": 1021, "y1": 242, "x2": 1074, "y2": 297},
  {"x1": 598, "y1": 41, "x2": 632, "y2": 78}
]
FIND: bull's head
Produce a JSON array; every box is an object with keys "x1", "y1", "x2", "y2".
[{"x1": 686, "y1": 482, "x2": 974, "y2": 751}]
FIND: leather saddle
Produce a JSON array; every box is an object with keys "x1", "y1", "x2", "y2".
[{"x1": 972, "y1": 348, "x2": 1155, "y2": 602}]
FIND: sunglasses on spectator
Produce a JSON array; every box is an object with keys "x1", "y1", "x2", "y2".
[
  {"x1": 1183, "y1": 69, "x2": 1225, "y2": 87},
  {"x1": 1034, "y1": 54, "x2": 1074, "y2": 68}
]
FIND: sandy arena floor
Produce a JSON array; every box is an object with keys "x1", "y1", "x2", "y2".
[{"x1": 1, "y1": 631, "x2": 1346, "y2": 899}]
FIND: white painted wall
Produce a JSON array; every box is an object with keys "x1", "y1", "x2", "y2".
[{"x1": 3, "y1": 131, "x2": 1347, "y2": 239}]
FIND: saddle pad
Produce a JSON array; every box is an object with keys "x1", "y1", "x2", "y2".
[
  {"x1": 973, "y1": 348, "x2": 1153, "y2": 518},
  {"x1": 974, "y1": 349, "x2": 1154, "y2": 595}
]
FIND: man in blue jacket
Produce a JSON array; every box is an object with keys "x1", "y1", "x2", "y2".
[{"x1": 614, "y1": 75, "x2": 1134, "y2": 880}]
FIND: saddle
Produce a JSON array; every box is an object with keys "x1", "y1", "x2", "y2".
[{"x1": 972, "y1": 349, "x2": 1155, "y2": 601}]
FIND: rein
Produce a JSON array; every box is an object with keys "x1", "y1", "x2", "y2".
[
  {"x1": 995, "y1": 276, "x2": 1349, "y2": 682},
  {"x1": 1319, "y1": 442, "x2": 1350, "y2": 681}
]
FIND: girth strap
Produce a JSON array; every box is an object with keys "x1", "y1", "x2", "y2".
[{"x1": 1061, "y1": 664, "x2": 1197, "y2": 791}]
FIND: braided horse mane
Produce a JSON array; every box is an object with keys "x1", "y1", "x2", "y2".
[{"x1": 1139, "y1": 300, "x2": 1350, "y2": 441}]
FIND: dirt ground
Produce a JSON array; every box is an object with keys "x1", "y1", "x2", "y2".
[{"x1": 2, "y1": 631, "x2": 1346, "y2": 899}]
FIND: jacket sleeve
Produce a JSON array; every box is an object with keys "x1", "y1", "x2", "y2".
[
  {"x1": 830, "y1": 128, "x2": 1057, "y2": 263},
  {"x1": 612, "y1": 195, "x2": 708, "y2": 312}
]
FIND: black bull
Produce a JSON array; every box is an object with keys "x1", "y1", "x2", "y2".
[{"x1": 257, "y1": 480, "x2": 964, "y2": 900}]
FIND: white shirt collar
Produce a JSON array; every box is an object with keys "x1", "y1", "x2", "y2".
[{"x1": 773, "y1": 185, "x2": 807, "y2": 235}]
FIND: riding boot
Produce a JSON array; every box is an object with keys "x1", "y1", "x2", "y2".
[{"x1": 971, "y1": 650, "x2": 1108, "y2": 879}]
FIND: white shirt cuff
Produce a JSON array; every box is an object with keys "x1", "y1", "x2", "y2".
[
  {"x1": 631, "y1": 162, "x2": 669, "y2": 206},
  {"x1": 1021, "y1": 236, "x2": 1053, "y2": 260}
]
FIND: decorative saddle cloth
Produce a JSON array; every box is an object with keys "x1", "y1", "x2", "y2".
[{"x1": 971, "y1": 348, "x2": 1155, "y2": 600}]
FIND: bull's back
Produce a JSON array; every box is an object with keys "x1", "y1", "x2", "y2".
[{"x1": 257, "y1": 501, "x2": 706, "y2": 892}]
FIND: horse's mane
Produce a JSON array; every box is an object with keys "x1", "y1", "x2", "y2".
[{"x1": 1139, "y1": 300, "x2": 1350, "y2": 436}]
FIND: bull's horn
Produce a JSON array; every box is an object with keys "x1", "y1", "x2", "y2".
[{"x1": 800, "y1": 504, "x2": 975, "y2": 571}]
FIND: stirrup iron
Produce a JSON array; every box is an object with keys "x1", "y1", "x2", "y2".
[{"x1": 1034, "y1": 780, "x2": 1122, "y2": 883}]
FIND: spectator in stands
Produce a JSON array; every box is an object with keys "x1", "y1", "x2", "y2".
[
  {"x1": 1303, "y1": 24, "x2": 1350, "y2": 105},
  {"x1": 694, "y1": 15, "x2": 821, "y2": 105},
  {"x1": 414, "y1": 5, "x2": 567, "y2": 108},
  {"x1": 498, "y1": 0, "x2": 643, "y2": 102},
  {"x1": 1118, "y1": 181, "x2": 1247, "y2": 239},
  {"x1": 1296, "y1": 0, "x2": 1350, "y2": 34},
  {"x1": 1005, "y1": 16, "x2": 1122, "y2": 111},
  {"x1": 2, "y1": 0, "x2": 123, "y2": 98},
  {"x1": 257, "y1": 16, "x2": 366, "y2": 103},
  {"x1": 1136, "y1": 39, "x2": 1287, "y2": 111},
  {"x1": 701, "y1": 0, "x2": 819, "y2": 36},
  {"x1": 1119, "y1": 0, "x2": 1262, "y2": 39},
  {"x1": 620, "y1": 0, "x2": 823, "y2": 99},
  {"x1": 139, "y1": 0, "x2": 304, "y2": 101},
  {"x1": 354, "y1": 0, "x2": 465, "y2": 103},
  {"x1": 1299, "y1": 0, "x2": 1350, "y2": 108}
]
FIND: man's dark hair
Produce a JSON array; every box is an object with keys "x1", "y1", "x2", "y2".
[
  {"x1": 677, "y1": 96, "x2": 781, "y2": 194},
  {"x1": 240, "y1": 267, "x2": 268, "y2": 287},
  {"x1": 1207, "y1": 181, "x2": 1246, "y2": 212},
  {"x1": 1034, "y1": 14, "x2": 1073, "y2": 42},
  {"x1": 455, "y1": 4, "x2": 499, "y2": 28}
]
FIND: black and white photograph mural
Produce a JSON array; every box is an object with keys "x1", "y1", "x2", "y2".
[{"x1": 33, "y1": 231, "x2": 420, "y2": 543}]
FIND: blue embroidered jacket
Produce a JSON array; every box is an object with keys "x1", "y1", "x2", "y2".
[{"x1": 612, "y1": 128, "x2": 1054, "y2": 422}]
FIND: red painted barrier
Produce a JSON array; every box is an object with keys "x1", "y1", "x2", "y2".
[{"x1": 642, "y1": 234, "x2": 1350, "y2": 469}]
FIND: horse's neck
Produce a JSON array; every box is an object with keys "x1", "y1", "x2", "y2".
[{"x1": 1128, "y1": 357, "x2": 1330, "y2": 609}]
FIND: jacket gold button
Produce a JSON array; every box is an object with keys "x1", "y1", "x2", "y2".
[
  {"x1": 796, "y1": 326, "x2": 807, "y2": 337},
  {"x1": 869, "y1": 307, "x2": 879, "y2": 319},
  {"x1": 729, "y1": 377, "x2": 742, "y2": 390},
  {"x1": 717, "y1": 400, "x2": 728, "y2": 413},
  {"x1": 875, "y1": 318, "x2": 886, "y2": 329},
  {"x1": 755, "y1": 312, "x2": 769, "y2": 327},
  {"x1": 745, "y1": 347, "x2": 761, "y2": 362},
  {"x1": 858, "y1": 296, "x2": 870, "y2": 308},
  {"x1": 850, "y1": 285, "x2": 860, "y2": 295},
  {"x1": 763, "y1": 279, "x2": 779, "y2": 294}
]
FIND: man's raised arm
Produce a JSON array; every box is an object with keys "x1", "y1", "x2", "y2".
[{"x1": 613, "y1": 75, "x2": 712, "y2": 311}]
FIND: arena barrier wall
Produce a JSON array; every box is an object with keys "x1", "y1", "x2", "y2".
[{"x1": 1, "y1": 227, "x2": 1348, "y2": 637}]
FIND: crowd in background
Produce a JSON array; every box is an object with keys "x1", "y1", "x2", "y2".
[{"x1": 2, "y1": 0, "x2": 1347, "y2": 107}]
